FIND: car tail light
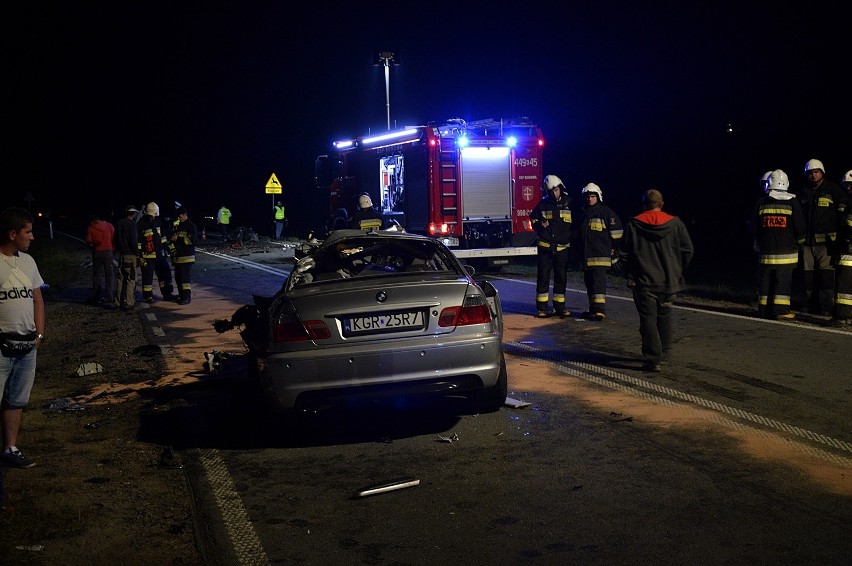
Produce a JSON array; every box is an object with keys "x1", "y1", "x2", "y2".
[
  {"x1": 273, "y1": 313, "x2": 330, "y2": 342},
  {"x1": 438, "y1": 293, "x2": 492, "y2": 327}
]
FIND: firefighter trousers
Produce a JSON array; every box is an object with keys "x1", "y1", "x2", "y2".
[
  {"x1": 583, "y1": 267, "x2": 608, "y2": 314},
  {"x1": 798, "y1": 244, "x2": 835, "y2": 315},
  {"x1": 835, "y1": 253, "x2": 852, "y2": 320},
  {"x1": 757, "y1": 266, "x2": 793, "y2": 318},
  {"x1": 175, "y1": 262, "x2": 194, "y2": 301},
  {"x1": 535, "y1": 245, "x2": 569, "y2": 315}
]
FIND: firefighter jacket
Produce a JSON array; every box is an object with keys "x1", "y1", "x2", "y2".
[
  {"x1": 530, "y1": 192, "x2": 572, "y2": 248},
  {"x1": 577, "y1": 202, "x2": 623, "y2": 268},
  {"x1": 172, "y1": 219, "x2": 197, "y2": 264},
  {"x1": 751, "y1": 192, "x2": 806, "y2": 267},
  {"x1": 137, "y1": 214, "x2": 166, "y2": 260},
  {"x1": 350, "y1": 207, "x2": 383, "y2": 231},
  {"x1": 797, "y1": 179, "x2": 848, "y2": 246},
  {"x1": 622, "y1": 210, "x2": 694, "y2": 294}
]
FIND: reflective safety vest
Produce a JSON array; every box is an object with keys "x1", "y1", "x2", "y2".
[{"x1": 274, "y1": 205, "x2": 285, "y2": 220}]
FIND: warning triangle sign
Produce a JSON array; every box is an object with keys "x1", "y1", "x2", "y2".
[
  {"x1": 266, "y1": 173, "x2": 281, "y2": 189},
  {"x1": 265, "y1": 172, "x2": 282, "y2": 194}
]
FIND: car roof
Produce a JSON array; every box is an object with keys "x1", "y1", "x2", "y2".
[{"x1": 320, "y1": 229, "x2": 435, "y2": 248}]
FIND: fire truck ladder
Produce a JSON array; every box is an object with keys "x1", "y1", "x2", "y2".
[{"x1": 440, "y1": 145, "x2": 459, "y2": 231}]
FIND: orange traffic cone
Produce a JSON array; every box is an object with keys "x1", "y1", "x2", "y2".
[{"x1": 201, "y1": 227, "x2": 206, "y2": 240}]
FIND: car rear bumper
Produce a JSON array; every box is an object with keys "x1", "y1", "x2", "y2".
[{"x1": 256, "y1": 336, "x2": 503, "y2": 410}]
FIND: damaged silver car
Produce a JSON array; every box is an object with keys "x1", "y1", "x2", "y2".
[{"x1": 216, "y1": 229, "x2": 507, "y2": 414}]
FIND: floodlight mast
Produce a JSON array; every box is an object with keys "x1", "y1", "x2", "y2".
[{"x1": 378, "y1": 51, "x2": 396, "y2": 130}]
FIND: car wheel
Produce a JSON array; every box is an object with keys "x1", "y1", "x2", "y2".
[{"x1": 476, "y1": 352, "x2": 507, "y2": 413}]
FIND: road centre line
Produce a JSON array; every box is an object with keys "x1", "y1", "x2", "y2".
[
  {"x1": 199, "y1": 249, "x2": 290, "y2": 277},
  {"x1": 504, "y1": 341, "x2": 852, "y2": 467}
]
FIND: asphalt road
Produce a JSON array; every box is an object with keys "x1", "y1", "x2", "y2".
[{"x1": 145, "y1": 244, "x2": 852, "y2": 565}]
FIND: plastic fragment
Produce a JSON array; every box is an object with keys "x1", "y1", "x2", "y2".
[
  {"x1": 75, "y1": 362, "x2": 103, "y2": 377},
  {"x1": 47, "y1": 398, "x2": 86, "y2": 412}
]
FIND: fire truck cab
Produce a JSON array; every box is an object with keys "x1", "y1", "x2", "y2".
[{"x1": 315, "y1": 117, "x2": 544, "y2": 265}]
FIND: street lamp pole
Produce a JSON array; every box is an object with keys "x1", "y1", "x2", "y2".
[{"x1": 377, "y1": 51, "x2": 397, "y2": 130}]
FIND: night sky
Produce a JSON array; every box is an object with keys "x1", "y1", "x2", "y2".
[{"x1": 5, "y1": 1, "x2": 849, "y2": 249}]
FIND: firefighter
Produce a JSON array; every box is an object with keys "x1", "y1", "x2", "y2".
[
  {"x1": 151, "y1": 202, "x2": 176, "y2": 300},
  {"x1": 349, "y1": 193, "x2": 383, "y2": 231},
  {"x1": 137, "y1": 202, "x2": 171, "y2": 303},
  {"x1": 796, "y1": 159, "x2": 848, "y2": 315},
  {"x1": 170, "y1": 206, "x2": 197, "y2": 305},
  {"x1": 576, "y1": 183, "x2": 623, "y2": 320},
  {"x1": 530, "y1": 175, "x2": 573, "y2": 318},
  {"x1": 831, "y1": 170, "x2": 852, "y2": 326},
  {"x1": 751, "y1": 170, "x2": 806, "y2": 320}
]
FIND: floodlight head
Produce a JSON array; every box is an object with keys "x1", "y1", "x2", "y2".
[{"x1": 373, "y1": 50, "x2": 400, "y2": 66}]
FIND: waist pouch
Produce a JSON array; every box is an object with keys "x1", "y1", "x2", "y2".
[{"x1": 0, "y1": 332, "x2": 36, "y2": 356}]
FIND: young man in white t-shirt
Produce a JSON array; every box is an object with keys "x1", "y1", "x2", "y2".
[{"x1": 0, "y1": 207, "x2": 45, "y2": 469}]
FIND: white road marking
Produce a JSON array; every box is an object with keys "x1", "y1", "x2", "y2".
[
  {"x1": 505, "y1": 341, "x2": 852, "y2": 467},
  {"x1": 199, "y1": 449, "x2": 270, "y2": 565}
]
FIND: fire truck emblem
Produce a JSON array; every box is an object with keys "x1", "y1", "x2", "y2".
[{"x1": 522, "y1": 186, "x2": 534, "y2": 201}]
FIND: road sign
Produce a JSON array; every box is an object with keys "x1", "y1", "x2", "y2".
[{"x1": 265, "y1": 173, "x2": 282, "y2": 194}]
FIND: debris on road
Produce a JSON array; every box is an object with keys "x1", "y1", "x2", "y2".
[
  {"x1": 75, "y1": 362, "x2": 103, "y2": 376},
  {"x1": 353, "y1": 477, "x2": 420, "y2": 498},
  {"x1": 504, "y1": 397, "x2": 531, "y2": 409},
  {"x1": 46, "y1": 398, "x2": 86, "y2": 412}
]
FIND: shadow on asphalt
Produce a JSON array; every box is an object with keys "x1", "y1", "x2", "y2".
[{"x1": 136, "y1": 357, "x2": 472, "y2": 450}]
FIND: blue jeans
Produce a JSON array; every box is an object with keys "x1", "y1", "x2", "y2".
[{"x1": 0, "y1": 348, "x2": 37, "y2": 409}]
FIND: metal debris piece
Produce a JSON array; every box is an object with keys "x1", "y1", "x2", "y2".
[
  {"x1": 353, "y1": 477, "x2": 420, "y2": 498},
  {"x1": 504, "y1": 397, "x2": 531, "y2": 409},
  {"x1": 437, "y1": 433, "x2": 460, "y2": 443},
  {"x1": 204, "y1": 350, "x2": 235, "y2": 373},
  {"x1": 47, "y1": 398, "x2": 86, "y2": 412},
  {"x1": 75, "y1": 362, "x2": 103, "y2": 377}
]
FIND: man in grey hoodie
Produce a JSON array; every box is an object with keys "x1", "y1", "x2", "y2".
[{"x1": 622, "y1": 189, "x2": 694, "y2": 372}]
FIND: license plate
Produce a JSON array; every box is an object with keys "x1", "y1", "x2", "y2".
[
  {"x1": 439, "y1": 237, "x2": 459, "y2": 247},
  {"x1": 343, "y1": 310, "x2": 425, "y2": 336}
]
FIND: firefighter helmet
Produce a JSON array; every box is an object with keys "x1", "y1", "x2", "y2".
[
  {"x1": 581, "y1": 182, "x2": 603, "y2": 200},
  {"x1": 544, "y1": 175, "x2": 564, "y2": 191},
  {"x1": 768, "y1": 170, "x2": 789, "y2": 192},
  {"x1": 358, "y1": 193, "x2": 373, "y2": 209},
  {"x1": 804, "y1": 159, "x2": 825, "y2": 175},
  {"x1": 760, "y1": 171, "x2": 773, "y2": 193},
  {"x1": 145, "y1": 202, "x2": 160, "y2": 216},
  {"x1": 842, "y1": 170, "x2": 852, "y2": 186}
]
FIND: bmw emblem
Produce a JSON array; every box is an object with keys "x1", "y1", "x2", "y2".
[{"x1": 376, "y1": 291, "x2": 387, "y2": 303}]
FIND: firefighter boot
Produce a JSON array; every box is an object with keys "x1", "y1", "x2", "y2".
[{"x1": 177, "y1": 291, "x2": 191, "y2": 305}]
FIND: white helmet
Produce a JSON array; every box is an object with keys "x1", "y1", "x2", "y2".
[
  {"x1": 544, "y1": 175, "x2": 564, "y2": 191},
  {"x1": 145, "y1": 202, "x2": 160, "y2": 216},
  {"x1": 842, "y1": 170, "x2": 852, "y2": 186},
  {"x1": 804, "y1": 159, "x2": 825, "y2": 175},
  {"x1": 581, "y1": 182, "x2": 603, "y2": 200},
  {"x1": 768, "y1": 170, "x2": 789, "y2": 192},
  {"x1": 760, "y1": 171, "x2": 773, "y2": 193},
  {"x1": 358, "y1": 193, "x2": 373, "y2": 209}
]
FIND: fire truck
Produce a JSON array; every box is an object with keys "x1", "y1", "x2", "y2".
[{"x1": 314, "y1": 117, "x2": 545, "y2": 266}]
